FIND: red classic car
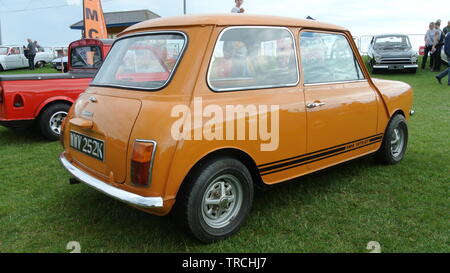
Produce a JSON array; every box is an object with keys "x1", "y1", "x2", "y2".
[{"x1": 0, "y1": 38, "x2": 112, "y2": 140}]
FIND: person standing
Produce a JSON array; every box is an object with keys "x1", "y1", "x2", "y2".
[
  {"x1": 26, "y1": 38, "x2": 37, "y2": 70},
  {"x1": 34, "y1": 41, "x2": 44, "y2": 52},
  {"x1": 443, "y1": 21, "x2": 450, "y2": 35},
  {"x1": 422, "y1": 22, "x2": 436, "y2": 70},
  {"x1": 435, "y1": 32, "x2": 450, "y2": 85},
  {"x1": 431, "y1": 20, "x2": 444, "y2": 72},
  {"x1": 231, "y1": 0, "x2": 245, "y2": 13}
]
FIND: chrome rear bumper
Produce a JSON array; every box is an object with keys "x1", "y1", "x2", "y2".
[{"x1": 59, "y1": 153, "x2": 163, "y2": 208}]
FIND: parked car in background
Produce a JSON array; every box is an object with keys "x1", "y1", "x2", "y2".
[
  {"x1": 52, "y1": 56, "x2": 68, "y2": 72},
  {"x1": 0, "y1": 45, "x2": 54, "y2": 70},
  {"x1": 50, "y1": 46, "x2": 68, "y2": 59},
  {"x1": 367, "y1": 34, "x2": 418, "y2": 73},
  {"x1": 0, "y1": 38, "x2": 112, "y2": 140},
  {"x1": 60, "y1": 15, "x2": 414, "y2": 243}
]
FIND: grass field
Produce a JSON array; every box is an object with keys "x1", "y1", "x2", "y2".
[
  {"x1": 0, "y1": 62, "x2": 448, "y2": 253},
  {"x1": 0, "y1": 64, "x2": 59, "y2": 75}
]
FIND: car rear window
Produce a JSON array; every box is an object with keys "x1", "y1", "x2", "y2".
[
  {"x1": 92, "y1": 33, "x2": 187, "y2": 90},
  {"x1": 208, "y1": 27, "x2": 299, "y2": 92},
  {"x1": 71, "y1": 46, "x2": 103, "y2": 69}
]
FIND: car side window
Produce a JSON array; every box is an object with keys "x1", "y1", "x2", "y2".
[
  {"x1": 300, "y1": 32, "x2": 364, "y2": 84},
  {"x1": 208, "y1": 27, "x2": 299, "y2": 91},
  {"x1": 11, "y1": 47, "x2": 20, "y2": 55}
]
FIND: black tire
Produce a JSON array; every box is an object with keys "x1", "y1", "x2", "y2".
[
  {"x1": 375, "y1": 114, "x2": 408, "y2": 165},
  {"x1": 408, "y1": 68, "x2": 417, "y2": 74},
  {"x1": 175, "y1": 157, "x2": 254, "y2": 243},
  {"x1": 370, "y1": 65, "x2": 379, "y2": 74},
  {"x1": 0, "y1": 65, "x2": 3, "y2": 72},
  {"x1": 37, "y1": 103, "x2": 70, "y2": 141},
  {"x1": 36, "y1": 61, "x2": 45, "y2": 68}
]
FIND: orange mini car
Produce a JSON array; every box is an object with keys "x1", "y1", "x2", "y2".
[{"x1": 60, "y1": 15, "x2": 414, "y2": 243}]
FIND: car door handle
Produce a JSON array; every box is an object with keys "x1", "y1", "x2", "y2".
[{"x1": 306, "y1": 102, "x2": 326, "y2": 109}]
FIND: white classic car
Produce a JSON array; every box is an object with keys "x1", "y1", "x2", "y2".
[{"x1": 0, "y1": 45, "x2": 54, "y2": 71}]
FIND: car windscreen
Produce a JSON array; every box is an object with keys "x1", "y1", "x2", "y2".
[
  {"x1": 92, "y1": 33, "x2": 186, "y2": 90},
  {"x1": 0, "y1": 47, "x2": 8, "y2": 55},
  {"x1": 374, "y1": 36, "x2": 411, "y2": 49},
  {"x1": 71, "y1": 45, "x2": 103, "y2": 69}
]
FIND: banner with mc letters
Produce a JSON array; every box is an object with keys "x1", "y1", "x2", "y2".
[{"x1": 83, "y1": 0, "x2": 108, "y2": 39}]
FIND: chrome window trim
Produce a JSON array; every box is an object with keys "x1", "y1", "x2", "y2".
[
  {"x1": 299, "y1": 31, "x2": 366, "y2": 86},
  {"x1": 207, "y1": 26, "x2": 300, "y2": 92},
  {"x1": 59, "y1": 153, "x2": 163, "y2": 208},
  {"x1": 304, "y1": 79, "x2": 368, "y2": 87},
  {"x1": 90, "y1": 31, "x2": 188, "y2": 91},
  {"x1": 134, "y1": 139, "x2": 157, "y2": 187}
]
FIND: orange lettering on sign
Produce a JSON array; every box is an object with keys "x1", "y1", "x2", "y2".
[{"x1": 83, "y1": 0, "x2": 108, "y2": 39}]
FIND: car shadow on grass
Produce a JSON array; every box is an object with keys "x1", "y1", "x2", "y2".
[
  {"x1": 50, "y1": 155, "x2": 384, "y2": 251},
  {"x1": 52, "y1": 184, "x2": 196, "y2": 251},
  {"x1": 252, "y1": 155, "x2": 378, "y2": 205},
  {"x1": 0, "y1": 127, "x2": 48, "y2": 145}
]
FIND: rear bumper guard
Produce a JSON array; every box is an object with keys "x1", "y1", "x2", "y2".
[{"x1": 59, "y1": 153, "x2": 164, "y2": 208}]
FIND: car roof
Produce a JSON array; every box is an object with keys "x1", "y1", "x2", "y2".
[
  {"x1": 120, "y1": 14, "x2": 348, "y2": 37},
  {"x1": 373, "y1": 34, "x2": 409, "y2": 38}
]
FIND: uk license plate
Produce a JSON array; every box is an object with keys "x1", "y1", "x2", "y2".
[{"x1": 70, "y1": 131, "x2": 104, "y2": 161}]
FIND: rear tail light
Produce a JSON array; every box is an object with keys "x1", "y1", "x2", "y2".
[
  {"x1": 131, "y1": 140, "x2": 157, "y2": 187},
  {"x1": 13, "y1": 94, "x2": 24, "y2": 108}
]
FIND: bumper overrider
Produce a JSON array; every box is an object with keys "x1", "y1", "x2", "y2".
[{"x1": 59, "y1": 153, "x2": 164, "y2": 208}]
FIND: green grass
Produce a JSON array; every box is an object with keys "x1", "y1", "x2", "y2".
[
  {"x1": 0, "y1": 61, "x2": 449, "y2": 253},
  {"x1": 0, "y1": 64, "x2": 59, "y2": 75}
]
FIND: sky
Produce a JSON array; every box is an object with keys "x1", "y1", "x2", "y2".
[{"x1": 0, "y1": 0, "x2": 448, "y2": 47}]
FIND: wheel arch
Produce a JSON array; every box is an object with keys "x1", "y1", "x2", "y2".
[
  {"x1": 174, "y1": 147, "x2": 264, "y2": 200},
  {"x1": 391, "y1": 109, "x2": 405, "y2": 118},
  {"x1": 34, "y1": 97, "x2": 73, "y2": 118}
]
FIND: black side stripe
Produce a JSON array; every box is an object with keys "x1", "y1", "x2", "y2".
[
  {"x1": 369, "y1": 135, "x2": 383, "y2": 142},
  {"x1": 258, "y1": 133, "x2": 384, "y2": 168},
  {"x1": 260, "y1": 146, "x2": 346, "y2": 173},
  {"x1": 259, "y1": 134, "x2": 384, "y2": 176},
  {"x1": 260, "y1": 140, "x2": 382, "y2": 176}
]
